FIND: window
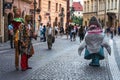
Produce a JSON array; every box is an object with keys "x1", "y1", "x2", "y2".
[
  {"x1": 48, "y1": 1, "x2": 51, "y2": 11},
  {"x1": 56, "y1": 3, "x2": 58, "y2": 12},
  {"x1": 39, "y1": 0, "x2": 41, "y2": 8},
  {"x1": 87, "y1": 1, "x2": 89, "y2": 12},
  {"x1": 84, "y1": 2, "x2": 86, "y2": 12},
  {"x1": 108, "y1": 0, "x2": 110, "y2": 10},
  {"x1": 111, "y1": 0, "x2": 113, "y2": 10},
  {"x1": 59, "y1": 4, "x2": 61, "y2": 12},
  {"x1": 115, "y1": 0, "x2": 117, "y2": 9},
  {"x1": 91, "y1": 0, "x2": 93, "y2": 12},
  {"x1": 94, "y1": 0, "x2": 97, "y2": 12}
]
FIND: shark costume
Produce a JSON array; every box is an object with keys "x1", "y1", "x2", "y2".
[{"x1": 78, "y1": 16, "x2": 111, "y2": 67}]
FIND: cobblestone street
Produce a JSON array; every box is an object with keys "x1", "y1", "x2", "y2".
[{"x1": 0, "y1": 35, "x2": 120, "y2": 80}]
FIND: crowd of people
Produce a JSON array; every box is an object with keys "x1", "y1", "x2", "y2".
[{"x1": 8, "y1": 9, "x2": 119, "y2": 71}]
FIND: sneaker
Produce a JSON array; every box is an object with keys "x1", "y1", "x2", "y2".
[{"x1": 27, "y1": 67, "x2": 32, "y2": 69}]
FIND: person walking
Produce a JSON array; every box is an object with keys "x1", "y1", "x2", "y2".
[
  {"x1": 43, "y1": 25, "x2": 46, "y2": 42},
  {"x1": 55, "y1": 25, "x2": 59, "y2": 38},
  {"x1": 118, "y1": 26, "x2": 120, "y2": 35},
  {"x1": 8, "y1": 23, "x2": 14, "y2": 48},
  {"x1": 110, "y1": 26, "x2": 114, "y2": 39},
  {"x1": 39, "y1": 23, "x2": 44, "y2": 41},
  {"x1": 65, "y1": 25, "x2": 69, "y2": 39},
  {"x1": 78, "y1": 26, "x2": 84, "y2": 42},
  {"x1": 46, "y1": 23, "x2": 55, "y2": 49}
]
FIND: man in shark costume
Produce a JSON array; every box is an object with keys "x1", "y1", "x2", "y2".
[{"x1": 78, "y1": 16, "x2": 111, "y2": 67}]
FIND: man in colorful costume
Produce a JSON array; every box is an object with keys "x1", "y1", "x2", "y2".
[
  {"x1": 20, "y1": 15, "x2": 36, "y2": 71},
  {"x1": 12, "y1": 8, "x2": 24, "y2": 70},
  {"x1": 78, "y1": 16, "x2": 111, "y2": 67}
]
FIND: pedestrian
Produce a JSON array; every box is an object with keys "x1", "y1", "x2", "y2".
[
  {"x1": 65, "y1": 25, "x2": 69, "y2": 39},
  {"x1": 8, "y1": 23, "x2": 14, "y2": 48},
  {"x1": 73, "y1": 24, "x2": 78, "y2": 41},
  {"x1": 43, "y1": 25, "x2": 46, "y2": 42},
  {"x1": 12, "y1": 8, "x2": 24, "y2": 70},
  {"x1": 60, "y1": 26, "x2": 64, "y2": 37},
  {"x1": 78, "y1": 26, "x2": 84, "y2": 42},
  {"x1": 78, "y1": 16, "x2": 111, "y2": 67},
  {"x1": 20, "y1": 15, "x2": 36, "y2": 71},
  {"x1": 46, "y1": 23, "x2": 55, "y2": 49},
  {"x1": 55, "y1": 25, "x2": 59, "y2": 38},
  {"x1": 118, "y1": 26, "x2": 120, "y2": 35},
  {"x1": 70, "y1": 26, "x2": 74, "y2": 41},
  {"x1": 39, "y1": 23, "x2": 44, "y2": 41},
  {"x1": 110, "y1": 26, "x2": 114, "y2": 39}
]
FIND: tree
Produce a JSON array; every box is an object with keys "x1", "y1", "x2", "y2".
[{"x1": 71, "y1": 16, "x2": 83, "y2": 25}]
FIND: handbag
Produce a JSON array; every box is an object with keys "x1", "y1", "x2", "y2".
[{"x1": 28, "y1": 45, "x2": 34, "y2": 58}]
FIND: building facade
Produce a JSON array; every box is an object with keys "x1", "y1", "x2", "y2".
[
  {"x1": 0, "y1": 0, "x2": 67, "y2": 43},
  {"x1": 0, "y1": 0, "x2": 4, "y2": 42},
  {"x1": 83, "y1": 0, "x2": 120, "y2": 28},
  {"x1": 37, "y1": 0, "x2": 67, "y2": 29},
  {"x1": 72, "y1": 2, "x2": 83, "y2": 17},
  {"x1": 0, "y1": 0, "x2": 33, "y2": 43}
]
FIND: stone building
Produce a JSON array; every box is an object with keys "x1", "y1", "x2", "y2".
[
  {"x1": 0, "y1": 0, "x2": 4, "y2": 42},
  {"x1": 83, "y1": 0, "x2": 120, "y2": 28},
  {"x1": 0, "y1": 0, "x2": 33, "y2": 42},
  {"x1": 72, "y1": 2, "x2": 83, "y2": 17},
  {"x1": 37, "y1": 0, "x2": 67, "y2": 29},
  {"x1": 0, "y1": 0, "x2": 67, "y2": 43}
]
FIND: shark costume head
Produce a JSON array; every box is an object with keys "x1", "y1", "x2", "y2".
[{"x1": 88, "y1": 16, "x2": 102, "y2": 33}]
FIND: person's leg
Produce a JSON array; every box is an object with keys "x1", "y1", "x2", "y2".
[
  {"x1": 14, "y1": 42, "x2": 19, "y2": 70},
  {"x1": 26, "y1": 55, "x2": 32, "y2": 69},
  {"x1": 21, "y1": 53, "x2": 27, "y2": 71},
  {"x1": 10, "y1": 35, "x2": 13, "y2": 48}
]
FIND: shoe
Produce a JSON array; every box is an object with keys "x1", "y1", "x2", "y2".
[
  {"x1": 16, "y1": 67, "x2": 19, "y2": 71},
  {"x1": 89, "y1": 62, "x2": 100, "y2": 67},
  {"x1": 21, "y1": 69, "x2": 27, "y2": 71},
  {"x1": 27, "y1": 67, "x2": 32, "y2": 69}
]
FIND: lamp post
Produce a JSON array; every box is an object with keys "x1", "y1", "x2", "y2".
[{"x1": 33, "y1": 0, "x2": 37, "y2": 31}]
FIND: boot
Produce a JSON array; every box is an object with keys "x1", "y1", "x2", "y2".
[{"x1": 89, "y1": 54, "x2": 100, "y2": 67}]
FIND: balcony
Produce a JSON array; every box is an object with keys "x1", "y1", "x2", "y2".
[{"x1": 22, "y1": 0, "x2": 33, "y2": 4}]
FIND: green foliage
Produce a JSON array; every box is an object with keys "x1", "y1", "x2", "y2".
[{"x1": 71, "y1": 16, "x2": 83, "y2": 25}]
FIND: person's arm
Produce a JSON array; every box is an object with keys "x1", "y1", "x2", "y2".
[
  {"x1": 78, "y1": 40, "x2": 86, "y2": 56},
  {"x1": 101, "y1": 38, "x2": 111, "y2": 55}
]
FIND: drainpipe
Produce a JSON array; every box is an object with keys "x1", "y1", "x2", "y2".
[
  {"x1": 118, "y1": 0, "x2": 120, "y2": 26},
  {"x1": 104, "y1": 0, "x2": 106, "y2": 28},
  {"x1": 2, "y1": 0, "x2": 4, "y2": 42}
]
